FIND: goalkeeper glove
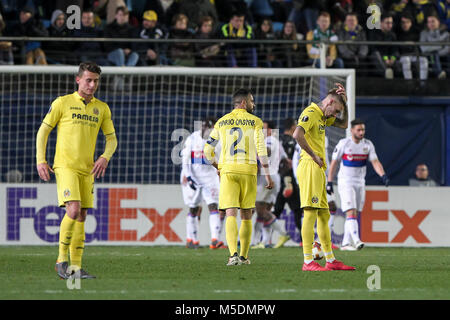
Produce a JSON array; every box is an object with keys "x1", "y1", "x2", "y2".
[
  {"x1": 326, "y1": 182, "x2": 334, "y2": 195},
  {"x1": 187, "y1": 176, "x2": 197, "y2": 190},
  {"x1": 381, "y1": 174, "x2": 389, "y2": 187}
]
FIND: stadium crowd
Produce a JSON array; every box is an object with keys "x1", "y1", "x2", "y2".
[{"x1": 0, "y1": 0, "x2": 449, "y2": 78}]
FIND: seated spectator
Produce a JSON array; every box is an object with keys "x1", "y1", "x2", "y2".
[
  {"x1": 274, "y1": 21, "x2": 306, "y2": 68},
  {"x1": 10, "y1": 6, "x2": 48, "y2": 65},
  {"x1": 194, "y1": 16, "x2": 221, "y2": 67},
  {"x1": 215, "y1": 0, "x2": 254, "y2": 25},
  {"x1": 397, "y1": 13, "x2": 428, "y2": 80},
  {"x1": 45, "y1": 9, "x2": 71, "y2": 64},
  {"x1": 143, "y1": 0, "x2": 179, "y2": 29},
  {"x1": 0, "y1": 12, "x2": 13, "y2": 65},
  {"x1": 177, "y1": 0, "x2": 218, "y2": 31},
  {"x1": 135, "y1": 10, "x2": 167, "y2": 66},
  {"x1": 330, "y1": 0, "x2": 353, "y2": 29},
  {"x1": 367, "y1": 13, "x2": 401, "y2": 79},
  {"x1": 72, "y1": 9, "x2": 110, "y2": 66},
  {"x1": 306, "y1": 11, "x2": 343, "y2": 69},
  {"x1": 410, "y1": 0, "x2": 440, "y2": 30},
  {"x1": 168, "y1": 13, "x2": 195, "y2": 66},
  {"x1": 255, "y1": 18, "x2": 280, "y2": 68},
  {"x1": 218, "y1": 11, "x2": 257, "y2": 68},
  {"x1": 94, "y1": 0, "x2": 127, "y2": 25},
  {"x1": 337, "y1": 13, "x2": 368, "y2": 72},
  {"x1": 288, "y1": 0, "x2": 328, "y2": 35},
  {"x1": 420, "y1": 15, "x2": 449, "y2": 79},
  {"x1": 409, "y1": 163, "x2": 438, "y2": 186},
  {"x1": 104, "y1": 6, "x2": 139, "y2": 67}
]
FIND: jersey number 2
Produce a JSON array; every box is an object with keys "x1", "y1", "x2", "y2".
[{"x1": 229, "y1": 127, "x2": 246, "y2": 155}]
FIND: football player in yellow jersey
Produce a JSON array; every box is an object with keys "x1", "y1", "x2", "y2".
[
  {"x1": 36, "y1": 62, "x2": 117, "y2": 279},
  {"x1": 204, "y1": 88, "x2": 274, "y2": 266},
  {"x1": 293, "y1": 83, "x2": 355, "y2": 271}
]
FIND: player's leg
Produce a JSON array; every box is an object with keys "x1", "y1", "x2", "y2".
[
  {"x1": 302, "y1": 206, "x2": 319, "y2": 263},
  {"x1": 287, "y1": 181, "x2": 303, "y2": 243},
  {"x1": 186, "y1": 206, "x2": 201, "y2": 248},
  {"x1": 208, "y1": 203, "x2": 225, "y2": 249},
  {"x1": 252, "y1": 202, "x2": 265, "y2": 247},
  {"x1": 317, "y1": 208, "x2": 334, "y2": 261},
  {"x1": 238, "y1": 174, "x2": 258, "y2": 262},
  {"x1": 351, "y1": 185, "x2": 366, "y2": 250},
  {"x1": 338, "y1": 183, "x2": 357, "y2": 250}
]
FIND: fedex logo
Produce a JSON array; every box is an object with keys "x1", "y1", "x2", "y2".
[
  {"x1": 361, "y1": 190, "x2": 430, "y2": 243},
  {"x1": 6, "y1": 187, "x2": 182, "y2": 243}
]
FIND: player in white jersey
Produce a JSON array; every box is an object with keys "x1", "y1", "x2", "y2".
[
  {"x1": 252, "y1": 121, "x2": 291, "y2": 249},
  {"x1": 181, "y1": 118, "x2": 225, "y2": 249},
  {"x1": 328, "y1": 118, "x2": 389, "y2": 251}
]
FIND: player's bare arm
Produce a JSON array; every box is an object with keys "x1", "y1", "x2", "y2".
[
  {"x1": 293, "y1": 126, "x2": 323, "y2": 168},
  {"x1": 259, "y1": 155, "x2": 274, "y2": 189},
  {"x1": 36, "y1": 122, "x2": 55, "y2": 181},
  {"x1": 327, "y1": 159, "x2": 339, "y2": 183},
  {"x1": 332, "y1": 83, "x2": 348, "y2": 129},
  {"x1": 372, "y1": 159, "x2": 390, "y2": 187}
]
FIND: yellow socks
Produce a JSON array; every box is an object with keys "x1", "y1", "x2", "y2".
[
  {"x1": 70, "y1": 220, "x2": 85, "y2": 268},
  {"x1": 57, "y1": 214, "x2": 76, "y2": 263},
  {"x1": 301, "y1": 208, "x2": 318, "y2": 262},
  {"x1": 226, "y1": 216, "x2": 239, "y2": 256},
  {"x1": 239, "y1": 219, "x2": 252, "y2": 259},
  {"x1": 317, "y1": 209, "x2": 335, "y2": 261}
]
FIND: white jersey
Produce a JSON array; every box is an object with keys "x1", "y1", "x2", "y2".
[
  {"x1": 265, "y1": 135, "x2": 287, "y2": 175},
  {"x1": 182, "y1": 130, "x2": 220, "y2": 185},
  {"x1": 332, "y1": 137, "x2": 378, "y2": 185}
]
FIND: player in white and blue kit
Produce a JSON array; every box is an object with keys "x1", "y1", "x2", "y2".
[{"x1": 327, "y1": 118, "x2": 389, "y2": 251}]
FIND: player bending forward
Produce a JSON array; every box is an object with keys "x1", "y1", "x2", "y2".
[
  {"x1": 181, "y1": 118, "x2": 226, "y2": 249},
  {"x1": 327, "y1": 118, "x2": 389, "y2": 251}
]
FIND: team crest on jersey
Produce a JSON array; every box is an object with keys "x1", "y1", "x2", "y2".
[
  {"x1": 363, "y1": 147, "x2": 369, "y2": 153},
  {"x1": 64, "y1": 189, "x2": 71, "y2": 198},
  {"x1": 312, "y1": 196, "x2": 319, "y2": 204},
  {"x1": 93, "y1": 107, "x2": 99, "y2": 115},
  {"x1": 301, "y1": 116, "x2": 309, "y2": 122}
]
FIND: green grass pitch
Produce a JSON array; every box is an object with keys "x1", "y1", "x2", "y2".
[{"x1": 1, "y1": 246, "x2": 449, "y2": 300}]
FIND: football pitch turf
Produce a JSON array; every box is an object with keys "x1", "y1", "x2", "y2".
[{"x1": 1, "y1": 246, "x2": 449, "y2": 300}]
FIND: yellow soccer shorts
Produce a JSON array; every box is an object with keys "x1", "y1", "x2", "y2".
[
  {"x1": 297, "y1": 159, "x2": 329, "y2": 209},
  {"x1": 55, "y1": 168, "x2": 94, "y2": 208},
  {"x1": 219, "y1": 173, "x2": 257, "y2": 210}
]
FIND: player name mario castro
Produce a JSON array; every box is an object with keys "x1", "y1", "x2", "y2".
[{"x1": 174, "y1": 303, "x2": 276, "y2": 317}]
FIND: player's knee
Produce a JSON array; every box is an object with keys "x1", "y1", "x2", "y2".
[
  {"x1": 345, "y1": 209, "x2": 357, "y2": 219},
  {"x1": 189, "y1": 207, "x2": 201, "y2": 216},
  {"x1": 328, "y1": 201, "x2": 337, "y2": 212},
  {"x1": 208, "y1": 203, "x2": 218, "y2": 212},
  {"x1": 65, "y1": 201, "x2": 81, "y2": 219}
]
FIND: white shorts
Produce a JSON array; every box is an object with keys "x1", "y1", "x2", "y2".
[
  {"x1": 326, "y1": 191, "x2": 336, "y2": 203},
  {"x1": 256, "y1": 174, "x2": 281, "y2": 204},
  {"x1": 337, "y1": 182, "x2": 365, "y2": 213},
  {"x1": 181, "y1": 179, "x2": 220, "y2": 208}
]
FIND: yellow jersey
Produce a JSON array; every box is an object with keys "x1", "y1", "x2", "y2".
[
  {"x1": 204, "y1": 108, "x2": 267, "y2": 175},
  {"x1": 41, "y1": 91, "x2": 115, "y2": 174},
  {"x1": 297, "y1": 102, "x2": 335, "y2": 170}
]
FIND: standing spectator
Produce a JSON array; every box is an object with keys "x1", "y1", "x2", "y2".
[
  {"x1": 409, "y1": 163, "x2": 438, "y2": 186},
  {"x1": 215, "y1": 0, "x2": 253, "y2": 25},
  {"x1": 194, "y1": 16, "x2": 220, "y2": 67},
  {"x1": 168, "y1": 13, "x2": 195, "y2": 66},
  {"x1": 397, "y1": 13, "x2": 429, "y2": 80},
  {"x1": 306, "y1": 11, "x2": 343, "y2": 69},
  {"x1": 337, "y1": 13, "x2": 368, "y2": 72},
  {"x1": 144, "y1": 0, "x2": 179, "y2": 29},
  {"x1": 367, "y1": 13, "x2": 401, "y2": 79},
  {"x1": 72, "y1": 8, "x2": 110, "y2": 66},
  {"x1": 45, "y1": 9, "x2": 71, "y2": 64},
  {"x1": 177, "y1": 0, "x2": 218, "y2": 30},
  {"x1": 330, "y1": 0, "x2": 354, "y2": 29},
  {"x1": 288, "y1": 0, "x2": 328, "y2": 35},
  {"x1": 420, "y1": 15, "x2": 449, "y2": 79},
  {"x1": 104, "y1": 6, "x2": 139, "y2": 67},
  {"x1": 255, "y1": 18, "x2": 280, "y2": 68},
  {"x1": 94, "y1": 0, "x2": 127, "y2": 24},
  {"x1": 10, "y1": 6, "x2": 48, "y2": 65},
  {"x1": 0, "y1": 12, "x2": 13, "y2": 65},
  {"x1": 218, "y1": 11, "x2": 257, "y2": 68},
  {"x1": 436, "y1": 0, "x2": 450, "y2": 30},
  {"x1": 135, "y1": 10, "x2": 167, "y2": 66},
  {"x1": 274, "y1": 20, "x2": 305, "y2": 68},
  {"x1": 410, "y1": 0, "x2": 440, "y2": 29}
]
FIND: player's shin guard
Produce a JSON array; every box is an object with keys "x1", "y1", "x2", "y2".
[
  {"x1": 226, "y1": 216, "x2": 239, "y2": 256},
  {"x1": 57, "y1": 214, "x2": 76, "y2": 263},
  {"x1": 209, "y1": 210, "x2": 221, "y2": 240},
  {"x1": 317, "y1": 209, "x2": 335, "y2": 261},
  {"x1": 239, "y1": 219, "x2": 252, "y2": 259},
  {"x1": 70, "y1": 220, "x2": 85, "y2": 268},
  {"x1": 301, "y1": 209, "x2": 318, "y2": 262}
]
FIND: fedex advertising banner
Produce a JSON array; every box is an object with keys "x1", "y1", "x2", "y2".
[{"x1": 1, "y1": 184, "x2": 449, "y2": 246}]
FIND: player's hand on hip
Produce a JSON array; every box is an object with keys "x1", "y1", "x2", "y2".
[
  {"x1": 326, "y1": 182, "x2": 334, "y2": 195},
  {"x1": 313, "y1": 155, "x2": 324, "y2": 168},
  {"x1": 265, "y1": 175, "x2": 274, "y2": 189},
  {"x1": 37, "y1": 163, "x2": 54, "y2": 181},
  {"x1": 92, "y1": 157, "x2": 108, "y2": 179}
]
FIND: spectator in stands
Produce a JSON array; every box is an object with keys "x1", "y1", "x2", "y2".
[
  {"x1": 135, "y1": 10, "x2": 167, "y2": 66},
  {"x1": 255, "y1": 18, "x2": 280, "y2": 68},
  {"x1": 306, "y1": 11, "x2": 343, "y2": 69},
  {"x1": 177, "y1": 0, "x2": 218, "y2": 31},
  {"x1": 144, "y1": 0, "x2": 179, "y2": 29},
  {"x1": 367, "y1": 13, "x2": 401, "y2": 79},
  {"x1": 397, "y1": 13, "x2": 429, "y2": 80},
  {"x1": 409, "y1": 163, "x2": 438, "y2": 186},
  {"x1": 45, "y1": 9, "x2": 71, "y2": 64},
  {"x1": 330, "y1": 0, "x2": 353, "y2": 29},
  {"x1": 420, "y1": 15, "x2": 449, "y2": 79},
  {"x1": 436, "y1": 0, "x2": 450, "y2": 30},
  {"x1": 10, "y1": 6, "x2": 48, "y2": 65},
  {"x1": 0, "y1": 12, "x2": 13, "y2": 65},
  {"x1": 337, "y1": 13, "x2": 368, "y2": 72},
  {"x1": 72, "y1": 9, "x2": 110, "y2": 66},
  {"x1": 194, "y1": 15, "x2": 220, "y2": 67},
  {"x1": 274, "y1": 20, "x2": 305, "y2": 68},
  {"x1": 288, "y1": 0, "x2": 328, "y2": 35},
  {"x1": 215, "y1": 0, "x2": 253, "y2": 25},
  {"x1": 410, "y1": 0, "x2": 440, "y2": 30},
  {"x1": 104, "y1": 6, "x2": 139, "y2": 66},
  {"x1": 94, "y1": 0, "x2": 127, "y2": 24},
  {"x1": 218, "y1": 11, "x2": 257, "y2": 68},
  {"x1": 168, "y1": 13, "x2": 195, "y2": 66}
]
